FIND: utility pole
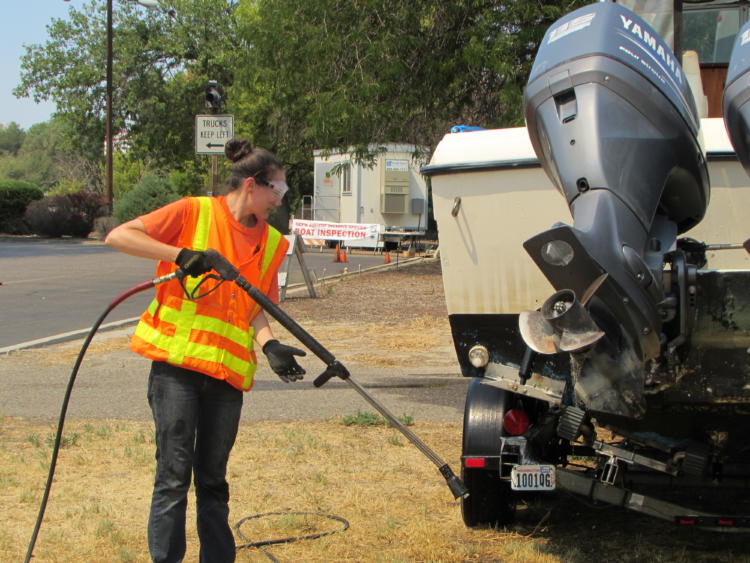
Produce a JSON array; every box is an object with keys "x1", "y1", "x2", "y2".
[
  {"x1": 62, "y1": 0, "x2": 160, "y2": 213},
  {"x1": 211, "y1": 153, "x2": 219, "y2": 196},
  {"x1": 98, "y1": 0, "x2": 173, "y2": 214},
  {"x1": 105, "y1": 0, "x2": 114, "y2": 214}
]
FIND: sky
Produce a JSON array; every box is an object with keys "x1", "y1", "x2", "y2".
[{"x1": 0, "y1": 2, "x2": 73, "y2": 130}]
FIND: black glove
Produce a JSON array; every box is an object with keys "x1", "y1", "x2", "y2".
[
  {"x1": 175, "y1": 248, "x2": 213, "y2": 277},
  {"x1": 262, "y1": 339, "x2": 306, "y2": 382}
]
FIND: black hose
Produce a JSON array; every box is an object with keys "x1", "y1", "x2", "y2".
[
  {"x1": 23, "y1": 274, "x2": 175, "y2": 563},
  {"x1": 23, "y1": 270, "x2": 351, "y2": 563},
  {"x1": 24, "y1": 251, "x2": 457, "y2": 559},
  {"x1": 235, "y1": 511, "x2": 350, "y2": 561}
]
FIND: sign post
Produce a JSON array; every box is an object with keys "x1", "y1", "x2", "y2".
[
  {"x1": 278, "y1": 235, "x2": 317, "y2": 301},
  {"x1": 195, "y1": 114, "x2": 234, "y2": 194}
]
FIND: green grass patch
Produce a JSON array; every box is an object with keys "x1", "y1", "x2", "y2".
[{"x1": 340, "y1": 410, "x2": 414, "y2": 427}]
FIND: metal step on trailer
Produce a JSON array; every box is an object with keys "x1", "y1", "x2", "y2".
[{"x1": 555, "y1": 468, "x2": 750, "y2": 531}]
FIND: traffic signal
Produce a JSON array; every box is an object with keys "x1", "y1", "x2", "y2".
[{"x1": 205, "y1": 80, "x2": 224, "y2": 112}]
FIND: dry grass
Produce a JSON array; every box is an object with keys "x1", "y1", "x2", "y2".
[
  {"x1": 2, "y1": 415, "x2": 749, "y2": 563},
  {"x1": 268, "y1": 315, "x2": 456, "y2": 370}
]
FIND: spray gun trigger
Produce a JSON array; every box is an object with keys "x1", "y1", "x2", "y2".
[{"x1": 313, "y1": 361, "x2": 350, "y2": 387}]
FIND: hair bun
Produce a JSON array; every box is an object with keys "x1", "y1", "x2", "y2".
[{"x1": 225, "y1": 139, "x2": 254, "y2": 163}]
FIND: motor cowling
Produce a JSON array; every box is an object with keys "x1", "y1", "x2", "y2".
[
  {"x1": 521, "y1": 3, "x2": 710, "y2": 418},
  {"x1": 724, "y1": 20, "x2": 750, "y2": 175}
]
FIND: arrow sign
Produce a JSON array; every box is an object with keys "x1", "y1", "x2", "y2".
[{"x1": 195, "y1": 114, "x2": 234, "y2": 155}]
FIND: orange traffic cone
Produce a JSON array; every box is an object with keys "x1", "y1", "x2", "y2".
[
  {"x1": 333, "y1": 243, "x2": 341, "y2": 262},
  {"x1": 384, "y1": 252, "x2": 391, "y2": 264},
  {"x1": 341, "y1": 249, "x2": 347, "y2": 263}
]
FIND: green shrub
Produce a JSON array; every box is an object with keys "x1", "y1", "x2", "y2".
[
  {"x1": 0, "y1": 179, "x2": 44, "y2": 233},
  {"x1": 65, "y1": 190, "x2": 108, "y2": 236},
  {"x1": 25, "y1": 196, "x2": 72, "y2": 237},
  {"x1": 25, "y1": 190, "x2": 107, "y2": 238},
  {"x1": 113, "y1": 153, "x2": 141, "y2": 198},
  {"x1": 113, "y1": 174, "x2": 179, "y2": 223}
]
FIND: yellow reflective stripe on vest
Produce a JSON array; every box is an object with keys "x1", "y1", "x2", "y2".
[
  {"x1": 249, "y1": 227, "x2": 283, "y2": 317},
  {"x1": 134, "y1": 323, "x2": 254, "y2": 378},
  {"x1": 134, "y1": 301, "x2": 254, "y2": 376},
  {"x1": 262, "y1": 228, "x2": 282, "y2": 276},
  {"x1": 145, "y1": 298, "x2": 159, "y2": 316},
  {"x1": 166, "y1": 299, "x2": 198, "y2": 365},
  {"x1": 183, "y1": 197, "x2": 213, "y2": 294},
  {"x1": 193, "y1": 197, "x2": 211, "y2": 251}
]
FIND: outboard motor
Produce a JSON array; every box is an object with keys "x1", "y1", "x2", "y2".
[
  {"x1": 520, "y1": 2, "x2": 709, "y2": 418},
  {"x1": 724, "y1": 20, "x2": 750, "y2": 174}
]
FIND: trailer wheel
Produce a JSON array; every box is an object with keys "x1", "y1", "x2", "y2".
[{"x1": 461, "y1": 378, "x2": 516, "y2": 527}]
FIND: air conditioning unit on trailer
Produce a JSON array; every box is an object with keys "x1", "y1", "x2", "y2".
[
  {"x1": 380, "y1": 158, "x2": 410, "y2": 213},
  {"x1": 381, "y1": 193, "x2": 409, "y2": 214}
]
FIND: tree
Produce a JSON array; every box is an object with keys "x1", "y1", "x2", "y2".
[
  {"x1": 0, "y1": 117, "x2": 101, "y2": 191},
  {"x1": 0, "y1": 121, "x2": 61, "y2": 188},
  {"x1": 232, "y1": 0, "x2": 587, "y2": 199},
  {"x1": 0, "y1": 122, "x2": 26, "y2": 155},
  {"x1": 14, "y1": 0, "x2": 239, "y2": 169},
  {"x1": 15, "y1": 0, "x2": 588, "y2": 208}
]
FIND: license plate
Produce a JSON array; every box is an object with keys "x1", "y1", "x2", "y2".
[{"x1": 510, "y1": 464, "x2": 556, "y2": 491}]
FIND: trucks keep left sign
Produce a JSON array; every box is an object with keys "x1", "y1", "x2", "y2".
[{"x1": 195, "y1": 114, "x2": 234, "y2": 155}]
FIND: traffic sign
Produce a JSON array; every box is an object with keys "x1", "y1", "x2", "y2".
[{"x1": 195, "y1": 114, "x2": 234, "y2": 155}]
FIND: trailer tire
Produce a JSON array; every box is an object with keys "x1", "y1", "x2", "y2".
[{"x1": 461, "y1": 377, "x2": 516, "y2": 527}]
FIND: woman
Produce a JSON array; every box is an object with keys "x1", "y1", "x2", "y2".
[{"x1": 105, "y1": 139, "x2": 306, "y2": 562}]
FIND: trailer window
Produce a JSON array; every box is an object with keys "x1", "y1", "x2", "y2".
[{"x1": 341, "y1": 164, "x2": 351, "y2": 195}]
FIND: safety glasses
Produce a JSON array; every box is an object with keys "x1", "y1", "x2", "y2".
[{"x1": 267, "y1": 180, "x2": 289, "y2": 201}]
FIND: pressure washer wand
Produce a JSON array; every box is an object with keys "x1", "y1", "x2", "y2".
[
  {"x1": 203, "y1": 250, "x2": 468, "y2": 500},
  {"x1": 317, "y1": 368, "x2": 469, "y2": 500}
]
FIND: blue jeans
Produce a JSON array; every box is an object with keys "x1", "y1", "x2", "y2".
[{"x1": 147, "y1": 361, "x2": 243, "y2": 563}]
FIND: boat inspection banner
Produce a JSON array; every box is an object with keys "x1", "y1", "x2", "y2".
[{"x1": 291, "y1": 219, "x2": 383, "y2": 248}]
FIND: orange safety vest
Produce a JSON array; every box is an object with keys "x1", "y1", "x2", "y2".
[{"x1": 131, "y1": 197, "x2": 289, "y2": 391}]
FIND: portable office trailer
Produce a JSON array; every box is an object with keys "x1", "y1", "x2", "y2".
[{"x1": 312, "y1": 144, "x2": 429, "y2": 230}]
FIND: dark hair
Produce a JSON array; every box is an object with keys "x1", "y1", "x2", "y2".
[{"x1": 224, "y1": 139, "x2": 283, "y2": 191}]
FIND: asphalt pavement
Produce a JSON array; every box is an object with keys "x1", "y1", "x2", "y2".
[
  {"x1": 0, "y1": 237, "x2": 465, "y2": 424},
  {"x1": 0, "y1": 326, "x2": 468, "y2": 423},
  {"x1": 0, "y1": 238, "x2": 387, "y2": 350}
]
